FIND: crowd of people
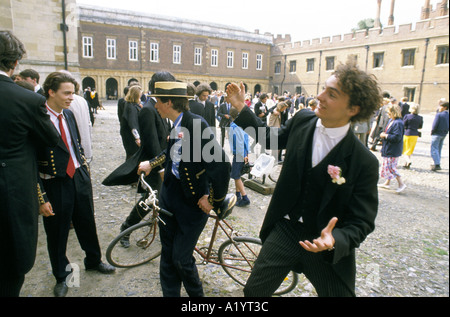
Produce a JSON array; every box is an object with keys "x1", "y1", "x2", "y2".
[{"x1": 1, "y1": 29, "x2": 448, "y2": 298}]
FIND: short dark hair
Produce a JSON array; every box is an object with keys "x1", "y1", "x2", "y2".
[
  {"x1": 149, "y1": 71, "x2": 175, "y2": 93},
  {"x1": 19, "y1": 69, "x2": 40, "y2": 83},
  {"x1": 43, "y1": 72, "x2": 77, "y2": 98},
  {"x1": 441, "y1": 102, "x2": 449, "y2": 110},
  {"x1": 333, "y1": 60, "x2": 382, "y2": 123},
  {"x1": 0, "y1": 31, "x2": 26, "y2": 72},
  {"x1": 160, "y1": 96, "x2": 189, "y2": 113},
  {"x1": 195, "y1": 83, "x2": 212, "y2": 96}
]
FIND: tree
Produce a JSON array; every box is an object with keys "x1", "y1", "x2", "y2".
[{"x1": 352, "y1": 18, "x2": 378, "y2": 35}]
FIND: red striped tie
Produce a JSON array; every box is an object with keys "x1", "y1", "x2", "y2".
[{"x1": 58, "y1": 115, "x2": 76, "y2": 178}]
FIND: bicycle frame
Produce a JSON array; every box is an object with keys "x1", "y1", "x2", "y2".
[
  {"x1": 194, "y1": 215, "x2": 258, "y2": 273},
  {"x1": 139, "y1": 173, "x2": 256, "y2": 273}
]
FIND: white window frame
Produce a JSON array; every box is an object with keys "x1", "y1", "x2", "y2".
[
  {"x1": 82, "y1": 36, "x2": 93, "y2": 58},
  {"x1": 173, "y1": 45, "x2": 181, "y2": 64},
  {"x1": 150, "y1": 42, "x2": 159, "y2": 63},
  {"x1": 211, "y1": 49, "x2": 218, "y2": 67},
  {"x1": 106, "y1": 38, "x2": 116, "y2": 60},
  {"x1": 129, "y1": 40, "x2": 138, "y2": 61},
  {"x1": 194, "y1": 47, "x2": 202, "y2": 66},
  {"x1": 227, "y1": 50, "x2": 234, "y2": 68},
  {"x1": 242, "y1": 52, "x2": 249, "y2": 69},
  {"x1": 256, "y1": 54, "x2": 263, "y2": 70}
]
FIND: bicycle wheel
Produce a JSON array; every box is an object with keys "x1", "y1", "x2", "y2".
[
  {"x1": 218, "y1": 236, "x2": 298, "y2": 295},
  {"x1": 268, "y1": 162, "x2": 283, "y2": 183},
  {"x1": 106, "y1": 220, "x2": 161, "y2": 268}
]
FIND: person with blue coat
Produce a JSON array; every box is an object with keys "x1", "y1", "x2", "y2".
[{"x1": 378, "y1": 104, "x2": 406, "y2": 193}]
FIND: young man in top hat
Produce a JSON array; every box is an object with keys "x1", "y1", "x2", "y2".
[
  {"x1": 226, "y1": 60, "x2": 381, "y2": 297},
  {"x1": 37, "y1": 72, "x2": 115, "y2": 297},
  {"x1": 138, "y1": 80, "x2": 234, "y2": 297}
]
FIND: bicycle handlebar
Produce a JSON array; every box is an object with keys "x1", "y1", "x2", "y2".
[{"x1": 139, "y1": 173, "x2": 173, "y2": 217}]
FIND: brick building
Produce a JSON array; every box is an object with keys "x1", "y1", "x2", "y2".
[
  {"x1": 77, "y1": 5, "x2": 273, "y2": 99},
  {"x1": 271, "y1": 1, "x2": 449, "y2": 112}
]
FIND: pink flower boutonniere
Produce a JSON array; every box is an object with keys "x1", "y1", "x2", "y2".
[
  {"x1": 328, "y1": 165, "x2": 346, "y2": 185},
  {"x1": 178, "y1": 132, "x2": 184, "y2": 139}
]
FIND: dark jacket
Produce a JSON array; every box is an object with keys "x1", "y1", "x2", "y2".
[
  {"x1": 254, "y1": 101, "x2": 268, "y2": 122},
  {"x1": 120, "y1": 101, "x2": 141, "y2": 158},
  {"x1": 0, "y1": 75, "x2": 60, "y2": 276},
  {"x1": 36, "y1": 109, "x2": 91, "y2": 189},
  {"x1": 204, "y1": 100, "x2": 216, "y2": 128},
  {"x1": 189, "y1": 99, "x2": 205, "y2": 118},
  {"x1": 431, "y1": 110, "x2": 449, "y2": 137},
  {"x1": 234, "y1": 107, "x2": 379, "y2": 293},
  {"x1": 403, "y1": 113, "x2": 423, "y2": 136},
  {"x1": 150, "y1": 111, "x2": 230, "y2": 209},
  {"x1": 381, "y1": 118, "x2": 404, "y2": 158},
  {"x1": 103, "y1": 98, "x2": 170, "y2": 187}
]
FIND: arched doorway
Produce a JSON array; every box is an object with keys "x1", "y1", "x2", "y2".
[
  {"x1": 210, "y1": 81, "x2": 218, "y2": 91},
  {"x1": 106, "y1": 78, "x2": 118, "y2": 100},
  {"x1": 82, "y1": 77, "x2": 95, "y2": 91},
  {"x1": 254, "y1": 84, "x2": 261, "y2": 95}
]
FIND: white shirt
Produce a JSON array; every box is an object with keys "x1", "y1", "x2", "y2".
[
  {"x1": 69, "y1": 95, "x2": 93, "y2": 160},
  {"x1": 312, "y1": 119, "x2": 350, "y2": 167}
]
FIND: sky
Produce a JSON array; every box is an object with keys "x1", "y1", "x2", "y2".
[{"x1": 76, "y1": 0, "x2": 439, "y2": 42}]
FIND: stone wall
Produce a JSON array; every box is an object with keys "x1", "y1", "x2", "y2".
[
  {"x1": 271, "y1": 16, "x2": 449, "y2": 112},
  {"x1": 2, "y1": 0, "x2": 80, "y2": 84}
]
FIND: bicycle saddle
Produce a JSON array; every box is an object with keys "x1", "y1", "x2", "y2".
[{"x1": 215, "y1": 193, "x2": 237, "y2": 220}]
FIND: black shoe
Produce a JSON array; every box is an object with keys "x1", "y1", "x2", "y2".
[
  {"x1": 87, "y1": 262, "x2": 116, "y2": 274},
  {"x1": 54, "y1": 281, "x2": 68, "y2": 297},
  {"x1": 431, "y1": 165, "x2": 441, "y2": 171},
  {"x1": 236, "y1": 197, "x2": 250, "y2": 207},
  {"x1": 120, "y1": 235, "x2": 130, "y2": 248}
]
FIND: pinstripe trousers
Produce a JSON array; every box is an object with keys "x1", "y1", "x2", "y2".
[{"x1": 244, "y1": 218, "x2": 354, "y2": 297}]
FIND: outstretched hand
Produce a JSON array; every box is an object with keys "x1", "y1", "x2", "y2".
[
  {"x1": 225, "y1": 82, "x2": 246, "y2": 112},
  {"x1": 299, "y1": 217, "x2": 337, "y2": 253}
]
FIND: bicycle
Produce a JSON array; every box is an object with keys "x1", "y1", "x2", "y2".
[{"x1": 106, "y1": 174, "x2": 298, "y2": 295}]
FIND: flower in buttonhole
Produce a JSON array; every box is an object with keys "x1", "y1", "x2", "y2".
[
  {"x1": 328, "y1": 165, "x2": 346, "y2": 185},
  {"x1": 178, "y1": 132, "x2": 184, "y2": 139}
]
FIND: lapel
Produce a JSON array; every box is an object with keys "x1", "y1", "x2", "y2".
[
  {"x1": 62, "y1": 109, "x2": 82, "y2": 162},
  {"x1": 318, "y1": 130, "x2": 355, "y2": 212},
  {"x1": 294, "y1": 116, "x2": 317, "y2": 175}
]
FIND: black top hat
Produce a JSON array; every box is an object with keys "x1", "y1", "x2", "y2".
[{"x1": 151, "y1": 82, "x2": 193, "y2": 98}]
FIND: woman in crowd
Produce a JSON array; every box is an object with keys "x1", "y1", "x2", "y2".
[
  {"x1": 121, "y1": 85, "x2": 142, "y2": 159},
  {"x1": 402, "y1": 103, "x2": 423, "y2": 168},
  {"x1": 378, "y1": 104, "x2": 406, "y2": 193}
]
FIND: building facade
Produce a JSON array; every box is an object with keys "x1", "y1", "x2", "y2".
[
  {"x1": 77, "y1": 5, "x2": 272, "y2": 99},
  {"x1": 1, "y1": 0, "x2": 80, "y2": 82},
  {"x1": 271, "y1": 1, "x2": 449, "y2": 112},
  {"x1": 2, "y1": 0, "x2": 448, "y2": 112}
]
